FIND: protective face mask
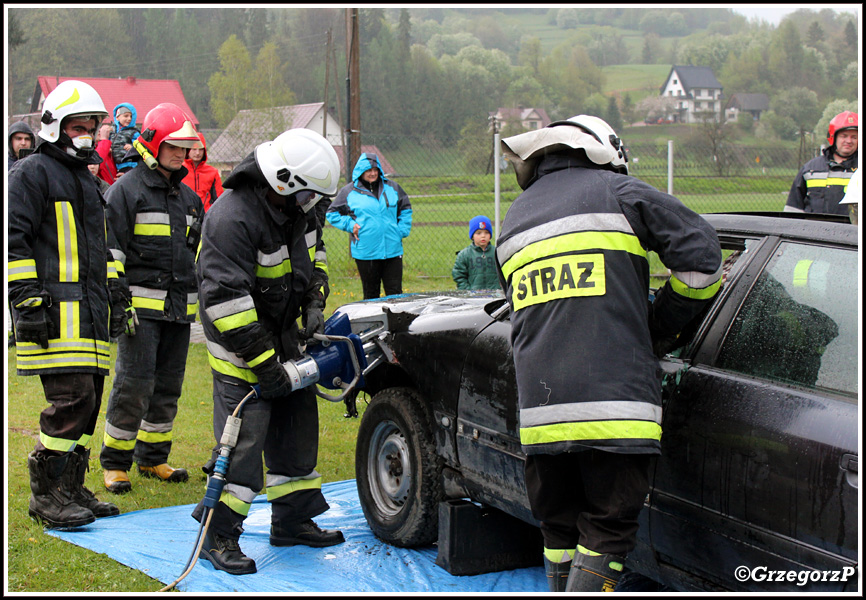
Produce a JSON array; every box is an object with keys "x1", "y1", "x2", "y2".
[{"x1": 71, "y1": 135, "x2": 94, "y2": 150}]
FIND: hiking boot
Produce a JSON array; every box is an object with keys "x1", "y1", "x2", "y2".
[
  {"x1": 199, "y1": 529, "x2": 257, "y2": 575},
  {"x1": 270, "y1": 518, "x2": 345, "y2": 548},
  {"x1": 64, "y1": 448, "x2": 119, "y2": 517},
  {"x1": 103, "y1": 469, "x2": 132, "y2": 494},
  {"x1": 28, "y1": 452, "x2": 95, "y2": 529},
  {"x1": 138, "y1": 463, "x2": 189, "y2": 483}
]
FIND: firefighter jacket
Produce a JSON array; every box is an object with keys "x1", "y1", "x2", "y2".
[
  {"x1": 785, "y1": 147, "x2": 857, "y2": 216},
  {"x1": 326, "y1": 153, "x2": 412, "y2": 260},
  {"x1": 196, "y1": 151, "x2": 329, "y2": 385},
  {"x1": 104, "y1": 162, "x2": 203, "y2": 323},
  {"x1": 7, "y1": 142, "x2": 114, "y2": 376},
  {"x1": 496, "y1": 153, "x2": 722, "y2": 456},
  {"x1": 452, "y1": 242, "x2": 500, "y2": 290}
]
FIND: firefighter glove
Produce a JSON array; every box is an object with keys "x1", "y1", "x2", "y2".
[
  {"x1": 300, "y1": 307, "x2": 325, "y2": 340},
  {"x1": 16, "y1": 307, "x2": 51, "y2": 348},
  {"x1": 252, "y1": 356, "x2": 294, "y2": 399},
  {"x1": 110, "y1": 299, "x2": 139, "y2": 337}
]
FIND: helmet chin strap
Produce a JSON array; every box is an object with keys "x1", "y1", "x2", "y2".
[{"x1": 58, "y1": 131, "x2": 96, "y2": 160}]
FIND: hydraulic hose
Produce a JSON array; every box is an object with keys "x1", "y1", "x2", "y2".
[{"x1": 158, "y1": 387, "x2": 257, "y2": 592}]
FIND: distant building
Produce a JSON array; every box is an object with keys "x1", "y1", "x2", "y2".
[
  {"x1": 20, "y1": 76, "x2": 198, "y2": 127},
  {"x1": 725, "y1": 93, "x2": 770, "y2": 122},
  {"x1": 488, "y1": 107, "x2": 551, "y2": 132},
  {"x1": 208, "y1": 102, "x2": 393, "y2": 177},
  {"x1": 659, "y1": 66, "x2": 724, "y2": 124}
]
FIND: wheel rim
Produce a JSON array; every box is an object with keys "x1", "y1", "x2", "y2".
[{"x1": 367, "y1": 418, "x2": 412, "y2": 518}]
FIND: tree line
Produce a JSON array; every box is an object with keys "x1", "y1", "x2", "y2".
[{"x1": 7, "y1": 7, "x2": 859, "y2": 147}]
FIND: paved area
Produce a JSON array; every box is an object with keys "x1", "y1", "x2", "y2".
[{"x1": 190, "y1": 321, "x2": 206, "y2": 344}]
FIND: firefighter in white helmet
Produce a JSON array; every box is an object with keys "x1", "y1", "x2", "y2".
[
  {"x1": 8, "y1": 80, "x2": 120, "y2": 528},
  {"x1": 495, "y1": 115, "x2": 722, "y2": 592},
  {"x1": 191, "y1": 128, "x2": 344, "y2": 575}
]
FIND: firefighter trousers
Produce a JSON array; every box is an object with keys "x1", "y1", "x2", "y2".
[
  {"x1": 35, "y1": 373, "x2": 105, "y2": 455},
  {"x1": 192, "y1": 375, "x2": 329, "y2": 540},
  {"x1": 525, "y1": 450, "x2": 652, "y2": 556},
  {"x1": 100, "y1": 318, "x2": 190, "y2": 470}
]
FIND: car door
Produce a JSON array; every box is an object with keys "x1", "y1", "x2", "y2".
[{"x1": 650, "y1": 236, "x2": 859, "y2": 592}]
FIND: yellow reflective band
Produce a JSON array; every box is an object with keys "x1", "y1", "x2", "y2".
[
  {"x1": 220, "y1": 491, "x2": 252, "y2": 516},
  {"x1": 39, "y1": 432, "x2": 77, "y2": 453},
  {"x1": 55, "y1": 201, "x2": 80, "y2": 283},
  {"x1": 806, "y1": 177, "x2": 851, "y2": 188},
  {"x1": 501, "y1": 230, "x2": 645, "y2": 282},
  {"x1": 520, "y1": 419, "x2": 662, "y2": 446},
  {"x1": 114, "y1": 259, "x2": 126, "y2": 276},
  {"x1": 255, "y1": 261, "x2": 293, "y2": 279},
  {"x1": 15, "y1": 296, "x2": 44, "y2": 309},
  {"x1": 132, "y1": 296, "x2": 165, "y2": 312},
  {"x1": 246, "y1": 348, "x2": 275, "y2": 369},
  {"x1": 266, "y1": 476, "x2": 323, "y2": 501},
  {"x1": 207, "y1": 351, "x2": 256, "y2": 383},
  {"x1": 57, "y1": 300, "x2": 80, "y2": 341},
  {"x1": 103, "y1": 431, "x2": 137, "y2": 452},
  {"x1": 137, "y1": 429, "x2": 172, "y2": 444},
  {"x1": 133, "y1": 223, "x2": 171, "y2": 237},
  {"x1": 793, "y1": 259, "x2": 813, "y2": 288},
  {"x1": 577, "y1": 545, "x2": 601, "y2": 556},
  {"x1": 544, "y1": 548, "x2": 575, "y2": 563},
  {"x1": 213, "y1": 307, "x2": 258, "y2": 333},
  {"x1": 76, "y1": 433, "x2": 92, "y2": 447},
  {"x1": 187, "y1": 301, "x2": 199, "y2": 317},
  {"x1": 55, "y1": 87, "x2": 81, "y2": 110},
  {"x1": 8, "y1": 259, "x2": 38, "y2": 282},
  {"x1": 511, "y1": 253, "x2": 606, "y2": 311},
  {"x1": 669, "y1": 274, "x2": 721, "y2": 300}
]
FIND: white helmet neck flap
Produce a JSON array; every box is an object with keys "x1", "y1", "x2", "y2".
[
  {"x1": 39, "y1": 80, "x2": 109, "y2": 144},
  {"x1": 255, "y1": 129, "x2": 340, "y2": 211},
  {"x1": 501, "y1": 114, "x2": 629, "y2": 189}
]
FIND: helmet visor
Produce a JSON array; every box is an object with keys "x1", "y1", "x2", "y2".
[{"x1": 293, "y1": 189, "x2": 321, "y2": 213}]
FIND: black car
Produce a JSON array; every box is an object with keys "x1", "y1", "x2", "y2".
[{"x1": 334, "y1": 213, "x2": 859, "y2": 592}]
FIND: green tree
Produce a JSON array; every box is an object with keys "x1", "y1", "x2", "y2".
[
  {"x1": 556, "y1": 8, "x2": 579, "y2": 30},
  {"x1": 606, "y1": 96, "x2": 624, "y2": 131},
  {"x1": 813, "y1": 99, "x2": 859, "y2": 144},
  {"x1": 208, "y1": 35, "x2": 253, "y2": 127},
  {"x1": 772, "y1": 87, "x2": 820, "y2": 164},
  {"x1": 457, "y1": 118, "x2": 491, "y2": 173},
  {"x1": 251, "y1": 42, "x2": 296, "y2": 109},
  {"x1": 768, "y1": 21, "x2": 805, "y2": 89},
  {"x1": 517, "y1": 36, "x2": 542, "y2": 77}
]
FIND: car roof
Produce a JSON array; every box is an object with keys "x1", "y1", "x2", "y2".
[{"x1": 702, "y1": 212, "x2": 858, "y2": 247}]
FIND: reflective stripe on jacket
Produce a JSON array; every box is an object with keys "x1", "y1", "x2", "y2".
[
  {"x1": 496, "y1": 154, "x2": 722, "y2": 456},
  {"x1": 7, "y1": 147, "x2": 113, "y2": 375},
  {"x1": 105, "y1": 162, "x2": 203, "y2": 322}
]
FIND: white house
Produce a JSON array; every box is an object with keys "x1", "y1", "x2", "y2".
[
  {"x1": 659, "y1": 66, "x2": 724, "y2": 124},
  {"x1": 488, "y1": 107, "x2": 551, "y2": 132}
]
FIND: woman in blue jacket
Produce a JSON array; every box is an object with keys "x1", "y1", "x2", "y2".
[{"x1": 326, "y1": 153, "x2": 412, "y2": 299}]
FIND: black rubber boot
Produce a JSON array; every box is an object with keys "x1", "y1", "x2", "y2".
[
  {"x1": 565, "y1": 551, "x2": 625, "y2": 592},
  {"x1": 64, "y1": 448, "x2": 120, "y2": 518},
  {"x1": 199, "y1": 528, "x2": 257, "y2": 575},
  {"x1": 270, "y1": 518, "x2": 345, "y2": 548},
  {"x1": 28, "y1": 452, "x2": 95, "y2": 529},
  {"x1": 544, "y1": 555, "x2": 572, "y2": 592}
]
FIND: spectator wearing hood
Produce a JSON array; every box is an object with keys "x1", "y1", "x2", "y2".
[
  {"x1": 326, "y1": 152, "x2": 413, "y2": 299},
  {"x1": 182, "y1": 132, "x2": 224, "y2": 212},
  {"x1": 110, "y1": 102, "x2": 141, "y2": 174},
  {"x1": 8, "y1": 121, "x2": 36, "y2": 169}
]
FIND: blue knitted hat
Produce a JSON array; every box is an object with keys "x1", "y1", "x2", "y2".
[{"x1": 469, "y1": 215, "x2": 492, "y2": 240}]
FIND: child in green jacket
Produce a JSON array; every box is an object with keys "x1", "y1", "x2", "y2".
[{"x1": 452, "y1": 215, "x2": 500, "y2": 290}]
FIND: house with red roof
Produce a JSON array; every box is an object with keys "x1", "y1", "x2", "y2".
[{"x1": 28, "y1": 76, "x2": 198, "y2": 126}]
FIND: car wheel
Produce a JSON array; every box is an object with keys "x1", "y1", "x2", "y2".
[{"x1": 355, "y1": 386, "x2": 442, "y2": 547}]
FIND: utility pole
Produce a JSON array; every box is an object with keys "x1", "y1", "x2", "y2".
[
  {"x1": 323, "y1": 29, "x2": 330, "y2": 141},
  {"x1": 345, "y1": 7, "x2": 361, "y2": 181}
]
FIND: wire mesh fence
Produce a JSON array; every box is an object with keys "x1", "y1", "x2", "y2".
[{"x1": 207, "y1": 131, "x2": 820, "y2": 286}]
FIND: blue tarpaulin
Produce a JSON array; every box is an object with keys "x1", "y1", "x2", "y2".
[{"x1": 47, "y1": 479, "x2": 547, "y2": 593}]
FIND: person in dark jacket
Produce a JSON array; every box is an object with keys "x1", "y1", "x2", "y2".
[
  {"x1": 99, "y1": 103, "x2": 203, "y2": 494},
  {"x1": 182, "y1": 132, "x2": 224, "y2": 212},
  {"x1": 785, "y1": 111, "x2": 858, "y2": 216},
  {"x1": 8, "y1": 80, "x2": 120, "y2": 529},
  {"x1": 326, "y1": 153, "x2": 412, "y2": 299},
  {"x1": 191, "y1": 128, "x2": 343, "y2": 575},
  {"x1": 496, "y1": 115, "x2": 722, "y2": 592},
  {"x1": 452, "y1": 214, "x2": 500, "y2": 290},
  {"x1": 8, "y1": 120, "x2": 36, "y2": 169},
  {"x1": 110, "y1": 102, "x2": 141, "y2": 174}
]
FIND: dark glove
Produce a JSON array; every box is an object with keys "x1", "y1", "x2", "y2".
[
  {"x1": 15, "y1": 307, "x2": 51, "y2": 348},
  {"x1": 251, "y1": 356, "x2": 294, "y2": 399},
  {"x1": 110, "y1": 298, "x2": 139, "y2": 337},
  {"x1": 651, "y1": 333, "x2": 680, "y2": 358},
  {"x1": 299, "y1": 307, "x2": 325, "y2": 340}
]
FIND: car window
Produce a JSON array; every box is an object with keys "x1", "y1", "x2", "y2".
[{"x1": 716, "y1": 242, "x2": 857, "y2": 397}]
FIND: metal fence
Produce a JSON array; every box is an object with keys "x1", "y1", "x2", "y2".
[{"x1": 208, "y1": 132, "x2": 819, "y2": 286}]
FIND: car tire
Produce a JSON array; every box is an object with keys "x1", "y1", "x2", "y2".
[{"x1": 355, "y1": 386, "x2": 442, "y2": 547}]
